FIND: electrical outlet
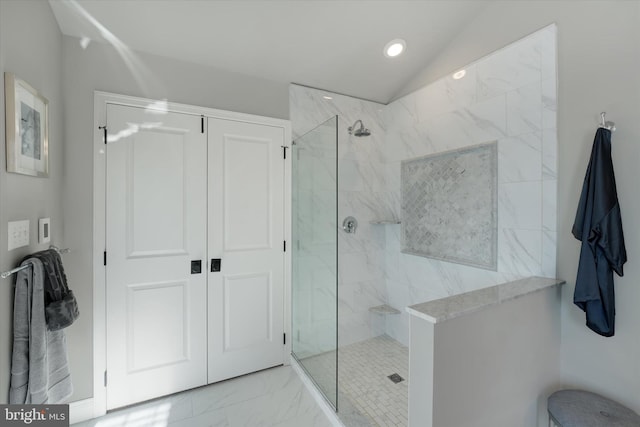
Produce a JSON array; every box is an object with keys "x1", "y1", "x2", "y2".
[{"x1": 8, "y1": 220, "x2": 29, "y2": 251}]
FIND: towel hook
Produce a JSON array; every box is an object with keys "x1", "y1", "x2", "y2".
[{"x1": 599, "y1": 112, "x2": 616, "y2": 132}]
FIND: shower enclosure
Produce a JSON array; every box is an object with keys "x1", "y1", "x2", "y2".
[
  {"x1": 291, "y1": 112, "x2": 409, "y2": 427},
  {"x1": 290, "y1": 25, "x2": 557, "y2": 426},
  {"x1": 291, "y1": 116, "x2": 339, "y2": 409}
]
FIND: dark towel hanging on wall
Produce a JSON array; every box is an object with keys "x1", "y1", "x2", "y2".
[
  {"x1": 572, "y1": 127, "x2": 626, "y2": 337},
  {"x1": 22, "y1": 248, "x2": 80, "y2": 331}
]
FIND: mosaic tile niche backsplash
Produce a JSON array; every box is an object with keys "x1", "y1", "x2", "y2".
[{"x1": 401, "y1": 142, "x2": 498, "y2": 270}]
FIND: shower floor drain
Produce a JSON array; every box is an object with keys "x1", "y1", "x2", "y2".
[{"x1": 387, "y1": 373, "x2": 404, "y2": 384}]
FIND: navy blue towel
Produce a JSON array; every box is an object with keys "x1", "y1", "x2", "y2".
[{"x1": 572, "y1": 128, "x2": 626, "y2": 337}]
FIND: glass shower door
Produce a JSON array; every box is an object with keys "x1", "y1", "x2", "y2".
[{"x1": 292, "y1": 116, "x2": 338, "y2": 409}]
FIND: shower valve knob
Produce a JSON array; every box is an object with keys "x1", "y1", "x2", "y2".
[{"x1": 342, "y1": 216, "x2": 358, "y2": 234}]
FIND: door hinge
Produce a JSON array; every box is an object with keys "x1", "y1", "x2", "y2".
[
  {"x1": 201, "y1": 116, "x2": 204, "y2": 133},
  {"x1": 99, "y1": 125, "x2": 107, "y2": 144},
  {"x1": 282, "y1": 146, "x2": 288, "y2": 159},
  {"x1": 283, "y1": 241, "x2": 286, "y2": 252},
  {"x1": 104, "y1": 370, "x2": 107, "y2": 387},
  {"x1": 283, "y1": 333, "x2": 286, "y2": 345},
  {"x1": 103, "y1": 251, "x2": 107, "y2": 266}
]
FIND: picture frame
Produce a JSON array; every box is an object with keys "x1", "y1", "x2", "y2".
[{"x1": 4, "y1": 72, "x2": 49, "y2": 177}]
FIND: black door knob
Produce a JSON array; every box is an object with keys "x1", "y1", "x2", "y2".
[{"x1": 191, "y1": 260, "x2": 202, "y2": 274}]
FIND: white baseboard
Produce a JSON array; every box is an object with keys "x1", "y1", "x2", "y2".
[
  {"x1": 290, "y1": 356, "x2": 343, "y2": 427},
  {"x1": 69, "y1": 398, "x2": 95, "y2": 425}
]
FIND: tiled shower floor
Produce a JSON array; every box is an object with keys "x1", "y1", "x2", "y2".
[{"x1": 300, "y1": 335, "x2": 409, "y2": 427}]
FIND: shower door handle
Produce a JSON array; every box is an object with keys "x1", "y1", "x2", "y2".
[{"x1": 211, "y1": 258, "x2": 221, "y2": 272}]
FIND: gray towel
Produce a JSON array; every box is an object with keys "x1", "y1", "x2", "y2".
[
  {"x1": 30, "y1": 248, "x2": 79, "y2": 330},
  {"x1": 9, "y1": 258, "x2": 73, "y2": 404}
]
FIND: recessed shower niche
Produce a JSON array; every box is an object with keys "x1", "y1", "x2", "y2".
[{"x1": 401, "y1": 142, "x2": 498, "y2": 270}]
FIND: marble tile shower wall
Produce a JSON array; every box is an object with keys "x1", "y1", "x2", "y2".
[
  {"x1": 290, "y1": 84, "x2": 392, "y2": 350},
  {"x1": 383, "y1": 25, "x2": 558, "y2": 346},
  {"x1": 289, "y1": 25, "x2": 557, "y2": 350}
]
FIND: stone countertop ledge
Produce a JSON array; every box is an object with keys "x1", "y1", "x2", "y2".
[{"x1": 406, "y1": 276, "x2": 565, "y2": 324}]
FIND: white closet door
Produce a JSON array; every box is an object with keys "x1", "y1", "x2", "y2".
[
  {"x1": 208, "y1": 118, "x2": 285, "y2": 384},
  {"x1": 105, "y1": 104, "x2": 207, "y2": 409}
]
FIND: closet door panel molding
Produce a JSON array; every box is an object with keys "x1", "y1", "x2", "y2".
[
  {"x1": 105, "y1": 103, "x2": 207, "y2": 409},
  {"x1": 208, "y1": 117, "x2": 286, "y2": 384}
]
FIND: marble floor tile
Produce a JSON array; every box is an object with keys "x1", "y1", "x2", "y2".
[
  {"x1": 224, "y1": 371, "x2": 321, "y2": 427},
  {"x1": 273, "y1": 411, "x2": 333, "y2": 427},
  {"x1": 168, "y1": 410, "x2": 228, "y2": 427},
  {"x1": 72, "y1": 393, "x2": 192, "y2": 427},
  {"x1": 72, "y1": 366, "x2": 331, "y2": 427}
]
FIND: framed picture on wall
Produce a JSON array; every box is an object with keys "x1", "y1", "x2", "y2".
[{"x1": 4, "y1": 72, "x2": 49, "y2": 177}]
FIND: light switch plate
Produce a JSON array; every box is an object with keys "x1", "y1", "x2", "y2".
[
  {"x1": 39, "y1": 218, "x2": 51, "y2": 244},
  {"x1": 8, "y1": 220, "x2": 29, "y2": 251}
]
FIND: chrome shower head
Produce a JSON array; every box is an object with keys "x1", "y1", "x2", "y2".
[
  {"x1": 348, "y1": 120, "x2": 371, "y2": 137},
  {"x1": 354, "y1": 127, "x2": 371, "y2": 137}
]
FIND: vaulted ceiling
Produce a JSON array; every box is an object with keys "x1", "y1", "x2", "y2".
[{"x1": 49, "y1": 0, "x2": 489, "y2": 103}]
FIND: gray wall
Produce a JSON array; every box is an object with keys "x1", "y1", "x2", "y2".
[
  {"x1": 409, "y1": 286, "x2": 561, "y2": 427},
  {"x1": 61, "y1": 35, "x2": 289, "y2": 400},
  {"x1": 0, "y1": 0, "x2": 64, "y2": 404},
  {"x1": 398, "y1": 0, "x2": 640, "y2": 414}
]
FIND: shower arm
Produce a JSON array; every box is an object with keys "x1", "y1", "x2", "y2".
[{"x1": 348, "y1": 120, "x2": 364, "y2": 134}]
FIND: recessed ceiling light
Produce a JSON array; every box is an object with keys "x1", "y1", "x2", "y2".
[
  {"x1": 323, "y1": 95, "x2": 333, "y2": 100},
  {"x1": 452, "y1": 69, "x2": 466, "y2": 80},
  {"x1": 384, "y1": 39, "x2": 406, "y2": 58}
]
